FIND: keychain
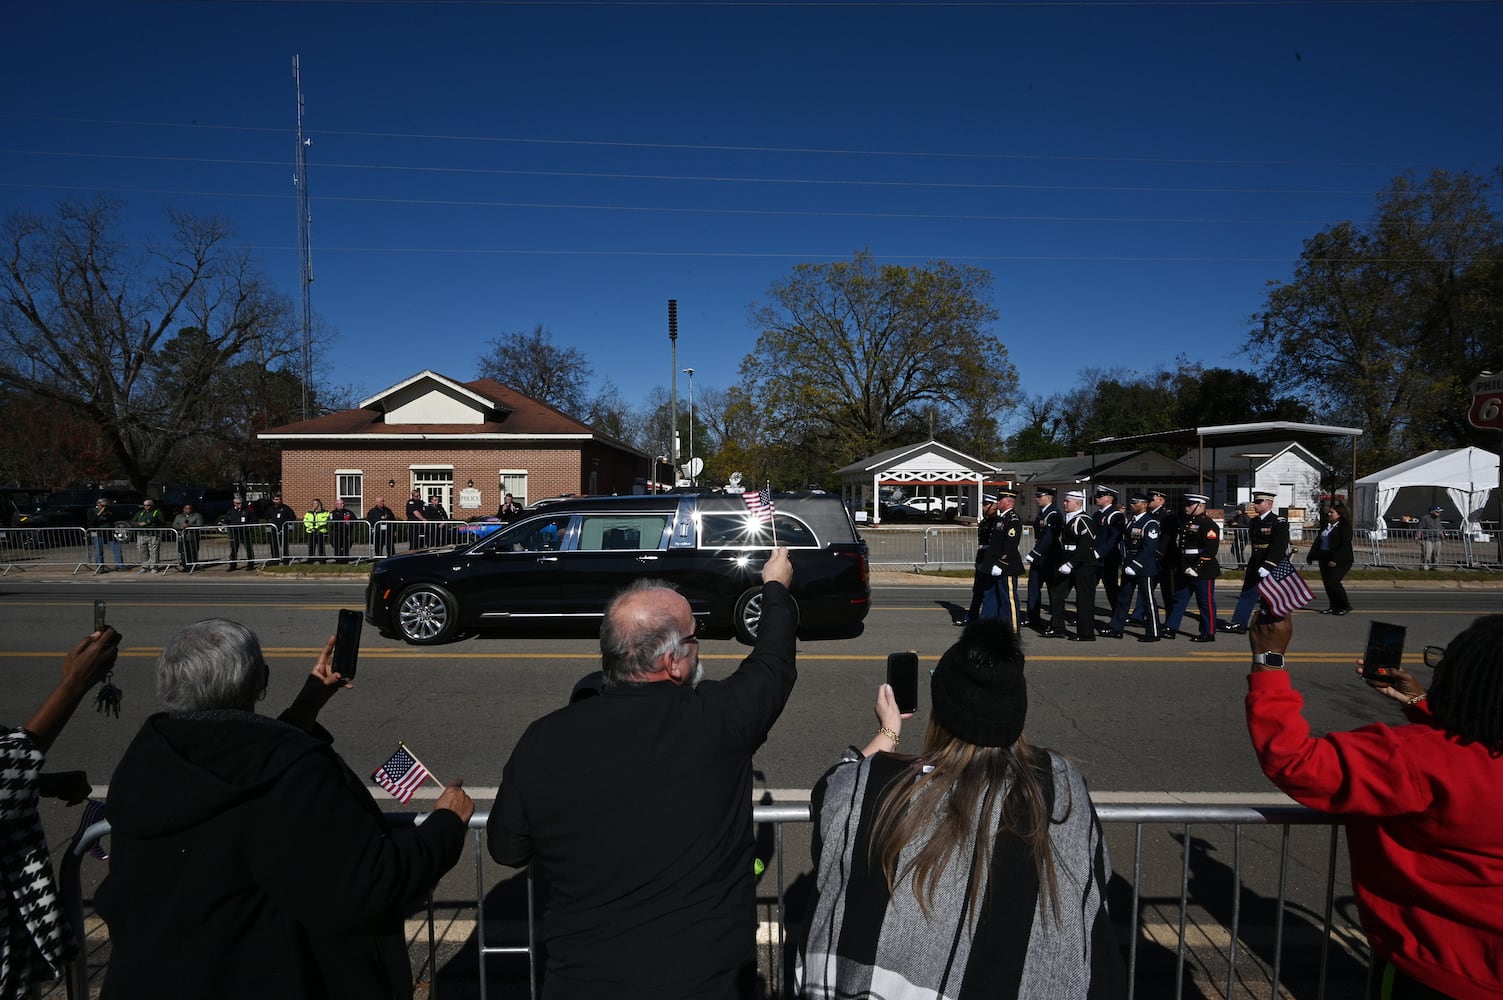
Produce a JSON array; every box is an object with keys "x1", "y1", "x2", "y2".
[{"x1": 95, "y1": 671, "x2": 123, "y2": 718}]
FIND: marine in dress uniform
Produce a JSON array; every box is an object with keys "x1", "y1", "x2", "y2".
[
  {"x1": 978, "y1": 490, "x2": 1024, "y2": 631},
  {"x1": 1024, "y1": 487, "x2": 1064, "y2": 631},
  {"x1": 1046, "y1": 490, "x2": 1098, "y2": 640},
  {"x1": 1092, "y1": 487, "x2": 1126, "y2": 616},
  {"x1": 1162, "y1": 493, "x2": 1221, "y2": 642},
  {"x1": 1225, "y1": 490, "x2": 1290, "y2": 632},
  {"x1": 1099, "y1": 491, "x2": 1163, "y2": 641}
]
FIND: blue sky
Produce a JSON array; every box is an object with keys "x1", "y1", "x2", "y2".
[{"x1": 4, "y1": 0, "x2": 1501, "y2": 426}]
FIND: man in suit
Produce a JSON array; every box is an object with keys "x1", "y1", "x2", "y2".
[{"x1": 1223, "y1": 490, "x2": 1290, "y2": 634}]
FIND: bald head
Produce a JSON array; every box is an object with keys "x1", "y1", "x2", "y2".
[{"x1": 600, "y1": 580, "x2": 697, "y2": 686}]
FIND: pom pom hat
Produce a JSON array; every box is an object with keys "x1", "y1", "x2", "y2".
[{"x1": 930, "y1": 619, "x2": 1028, "y2": 749}]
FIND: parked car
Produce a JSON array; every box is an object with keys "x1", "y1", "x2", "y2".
[
  {"x1": 9, "y1": 489, "x2": 143, "y2": 547},
  {"x1": 365, "y1": 493, "x2": 870, "y2": 645},
  {"x1": 1, "y1": 488, "x2": 50, "y2": 527},
  {"x1": 875, "y1": 501, "x2": 943, "y2": 523}
]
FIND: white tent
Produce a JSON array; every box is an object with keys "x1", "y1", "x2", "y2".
[{"x1": 1353, "y1": 447, "x2": 1500, "y2": 537}]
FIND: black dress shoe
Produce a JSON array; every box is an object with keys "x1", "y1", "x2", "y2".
[
  {"x1": 1320, "y1": 608, "x2": 1337, "y2": 615},
  {"x1": 1039, "y1": 629, "x2": 1063, "y2": 638},
  {"x1": 1096, "y1": 627, "x2": 1124, "y2": 638},
  {"x1": 1160, "y1": 629, "x2": 1177, "y2": 640},
  {"x1": 1126, "y1": 617, "x2": 1146, "y2": 627},
  {"x1": 1066, "y1": 634, "x2": 1095, "y2": 641},
  {"x1": 1333, "y1": 608, "x2": 1351, "y2": 616},
  {"x1": 1189, "y1": 634, "x2": 1215, "y2": 643},
  {"x1": 1136, "y1": 635, "x2": 1161, "y2": 643},
  {"x1": 1221, "y1": 623, "x2": 1247, "y2": 634}
]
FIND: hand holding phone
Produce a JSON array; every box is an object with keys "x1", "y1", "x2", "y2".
[
  {"x1": 1362, "y1": 621, "x2": 1407, "y2": 681},
  {"x1": 886, "y1": 651, "x2": 919, "y2": 715},
  {"x1": 332, "y1": 609, "x2": 363, "y2": 682}
]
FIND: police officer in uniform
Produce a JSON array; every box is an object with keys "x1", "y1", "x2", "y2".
[
  {"x1": 961, "y1": 493, "x2": 1001, "y2": 625},
  {"x1": 1092, "y1": 486, "x2": 1126, "y2": 615},
  {"x1": 978, "y1": 489, "x2": 1024, "y2": 630},
  {"x1": 1162, "y1": 493, "x2": 1221, "y2": 642},
  {"x1": 1024, "y1": 486, "x2": 1063, "y2": 631},
  {"x1": 1047, "y1": 489, "x2": 1097, "y2": 640},
  {"x1": 1099, "y1": 491, "x2": 1163, "y2": 641},
  {"x1": 1224, "y1": 490, "x2": 1290, "y2": 633}
]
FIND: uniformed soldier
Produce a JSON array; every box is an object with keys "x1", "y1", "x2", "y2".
[
  {"x1": 1024, "y1": 486, "x2": 1063, "y2": 631},
  {"x1": 1224, "y1": 490, "x2": 1291, "y2": 633},
  {"x1": 1099, "y1": 491, "x2": 1163, "y2": 641},
  {"x1": 1092, "y1": 486, "x2": 1126, "y2": 615},
  {"x1": 1162, "y1": 493, "x2": 1221, "y2": 642},
  {"x1": 1146, "y1": 488, "x2": 1179, "y2": 622},
  {"x1": 960, "y1": 493, "x2": 1001, "y2": 625},
  {"x1": 1046, "y1": 490, "x2": 1098, "y2": 640},
  {"x1": 978, "y1": 489, "x2": 1024, "y2": 631}
]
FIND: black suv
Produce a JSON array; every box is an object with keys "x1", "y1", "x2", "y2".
[
  {"x1": 158, "y1": 487, "x2": 239, "y2": 524},
  {"x1": 366, "y1": 493, "x2": 870, "y2": 645},
  {"x1": 15, "y1": 489, "x2": 143, "y2": 530}
]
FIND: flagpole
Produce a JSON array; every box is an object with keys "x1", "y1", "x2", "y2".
[
  {"x1": 399, "y1": 740, "x2": 442, "y2": 791},
  {"x1": 767, "y1": 481, "x2": 777, "y2": 546}
]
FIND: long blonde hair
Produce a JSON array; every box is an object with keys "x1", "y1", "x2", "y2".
[{"x1": 869, "y1": 719, "x2": 1064, "y2": 926}]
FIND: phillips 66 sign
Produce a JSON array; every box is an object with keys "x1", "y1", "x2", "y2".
[{"x1": 1470, "y1": 372, "x2": 1503, "y2": 431}]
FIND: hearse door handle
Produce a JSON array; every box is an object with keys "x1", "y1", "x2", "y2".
[
  {"x1": 637, "y1": 555, "x2": 659, "y2": 563},
  {"x1": 536, "y1": 556, "x2": 558, "y2": 563}
]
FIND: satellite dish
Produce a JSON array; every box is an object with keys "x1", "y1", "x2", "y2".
[{"x1": 687, "y1": 457, "x2": 704, "y2": 478}]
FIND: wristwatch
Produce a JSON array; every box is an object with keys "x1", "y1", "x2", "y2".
[{"x1": 1252, "y1": 652, "x2": 1286, "y2": 668}]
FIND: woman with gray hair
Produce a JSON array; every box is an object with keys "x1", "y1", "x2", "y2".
[{"x1": 97, "y1": 619, "x2": 473, "y2": 1000}]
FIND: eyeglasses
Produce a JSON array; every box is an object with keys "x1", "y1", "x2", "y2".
[{"x1": 1423, "y1": 645, "x2": 1445, "y2": 669}]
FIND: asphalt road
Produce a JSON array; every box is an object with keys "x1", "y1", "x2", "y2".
[{"x1": 5, "y1": 574, "x2": 1495, "y2": 800}]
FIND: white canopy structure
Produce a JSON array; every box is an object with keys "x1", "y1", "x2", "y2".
[{"x1": 1353, "y1": 447, "x2": 1500, "y2": 537}]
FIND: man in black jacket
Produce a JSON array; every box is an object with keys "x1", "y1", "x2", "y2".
[
  {"x1": 262, "y1": 493, "x2": 299, "y2": 565},
  {"x1": 488, "y1": 549, "x2": 796, "y2": 1000}
]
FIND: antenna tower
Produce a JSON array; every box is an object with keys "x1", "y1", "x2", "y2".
[{"x1": 293, "y1": 55, "x2": 314, "y2": 419}]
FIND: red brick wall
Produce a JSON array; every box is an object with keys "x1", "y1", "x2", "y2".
[{"x1": 278, "y1": 442, "x2": 646, "y2": 515}]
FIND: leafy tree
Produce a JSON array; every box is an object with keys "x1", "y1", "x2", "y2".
[
  {"x1": 0, "y1": 197, "x2": 300, "y2": 492},
  {"x1": 1249, "y1": 168, "x2": 1503, "y2": 470},
  {"x1": 741, "y1": 250, "x2": 1015, "y2": 477}
]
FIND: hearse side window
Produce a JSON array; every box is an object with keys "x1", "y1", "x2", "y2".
[
  {"x1": 477, "y1": 514, "x2": 573, "y2": 553},
  {"x1": 578, "y1": 516, "x2": 670, "y2": 552},
  {"x1": 699, "y1": 513, "x2": 819, "y2": 549}
]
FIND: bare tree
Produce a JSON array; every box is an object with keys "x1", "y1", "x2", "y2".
[
  {"x1": 477, "y1": 325, "x2": 595, "y2": 416},
  {"x1": 0, "y1": 197, "x2": 299, "y2": 491}
]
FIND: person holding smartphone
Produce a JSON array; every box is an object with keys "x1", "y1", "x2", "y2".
[
  {"x1": 97, "y1": 619, "x2": 473, "y2": 999},
  {"x1": 1244, "y1": 611, "x2": 1503, "y2": 999}
]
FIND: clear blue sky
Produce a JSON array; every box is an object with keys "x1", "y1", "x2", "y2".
[{"x1": 4, "y1": 0, "x2": 1501, "y2": 424}]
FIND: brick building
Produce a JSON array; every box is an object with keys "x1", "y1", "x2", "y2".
[{"x1": 258, "y1": 370, "x2": 648, "y2": 517}]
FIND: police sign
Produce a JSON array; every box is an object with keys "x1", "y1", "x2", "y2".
[{"x1": 1469, "y1": 372, "x2": 1503, "y2": 431}]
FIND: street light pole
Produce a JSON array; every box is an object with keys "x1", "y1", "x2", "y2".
[{"x1": 683, "y1": 368, "x2": 696, "y2": 487}]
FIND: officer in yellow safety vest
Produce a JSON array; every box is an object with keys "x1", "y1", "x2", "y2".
[{"x1": 303, "y1": 499, "x2": 332, "y2": 564}]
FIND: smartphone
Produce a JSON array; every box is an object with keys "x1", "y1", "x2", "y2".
[
  {"x1": 333, "y1": 609, "x2": 363, "y2": 681},
  {"x1": 886, "y1": 651, "x2": 919, "y2": 715},
  {"x1": 1362, "y1": 620, "x2": 1407, "y2": 681},
  {"x1": 93, "y1": 599, "x2": 107, "y2": 632}
]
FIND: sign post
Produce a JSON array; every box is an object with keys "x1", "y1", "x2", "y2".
[{"x1": 1466, "y1": 372, "x2": 1503, "y2": 568}]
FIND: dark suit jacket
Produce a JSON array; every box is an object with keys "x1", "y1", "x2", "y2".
[{"x1": 1307, "y1": 518, "x2": 1354, "y2": 570}]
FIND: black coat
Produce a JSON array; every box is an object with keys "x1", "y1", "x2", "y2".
[
  {"x1": 98, "y1": 703, "x2": 465, "y2": 1000},
  {"x1": 1307, "y1": 518, "x2": 1354, "y2": 570}
]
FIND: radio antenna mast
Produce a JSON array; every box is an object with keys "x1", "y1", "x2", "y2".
[{"x1": 293, "y1": 55, "x2": 315, "y2": 420}]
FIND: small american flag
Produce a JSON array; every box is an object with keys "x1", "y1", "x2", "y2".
[
  {"x1": 371, "y1": 745, "x2": 431, "y2": 803},
  {"x1": 1257, "y1": 557, "x2": 1315, "y2": 619},
  {"x1": 742, "y1": 488, "x2": 775, "y2": 523},
  {"x1": 77, "y1": 799, "x2": 110, "y2": 861}
]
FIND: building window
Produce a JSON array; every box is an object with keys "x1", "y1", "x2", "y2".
[
  {"x1": 500, "y1": 471, "x2": 528, "y2": 507},
  {"x1": 336, "y1": 471, "x2": 364, "y2": 517}
]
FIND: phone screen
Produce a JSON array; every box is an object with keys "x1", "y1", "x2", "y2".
[
  {"x1": 886, "y1": 652, "x2": 919, "y2": 714},
  {"x1": 93, "y1": 599, "x2": 107, "y2": 632},
  {"x1": 333, "y1": 609, "x2": 363, "y2": 681},
  {"x1": 1363, "y1": 620, "x2": 1407, "y2": 680}
]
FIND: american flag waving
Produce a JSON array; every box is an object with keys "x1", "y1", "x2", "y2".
[
  {"x1": 371, "y1": 744, "x2": 432, "y2": 803},
  {"x1": 1257, "y1": 557, "x2": 1315, "y2": 619},
  {"x1": 741, "y1": 488, "x2": 776, "y2": 523}
]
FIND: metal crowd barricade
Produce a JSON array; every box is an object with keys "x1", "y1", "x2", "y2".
[
  {"x1": 60, "y1": 802, "x2": 1359, "y2": 1000},
  {"x1": 0, "y1": 526, "x2": 90, "y2": 574},
  {"x1": 1360, "y1": 527, "x2": 1479, "y2": 569}
]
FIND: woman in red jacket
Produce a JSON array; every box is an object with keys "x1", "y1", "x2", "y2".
[{"x1": 1245, "y1": 612, "x2": 1503, "y2": 999}]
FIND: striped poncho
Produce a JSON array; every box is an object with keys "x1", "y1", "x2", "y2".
[{"x1": 799, "y1": 749, "x2": 1124, "y2": 1000}]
